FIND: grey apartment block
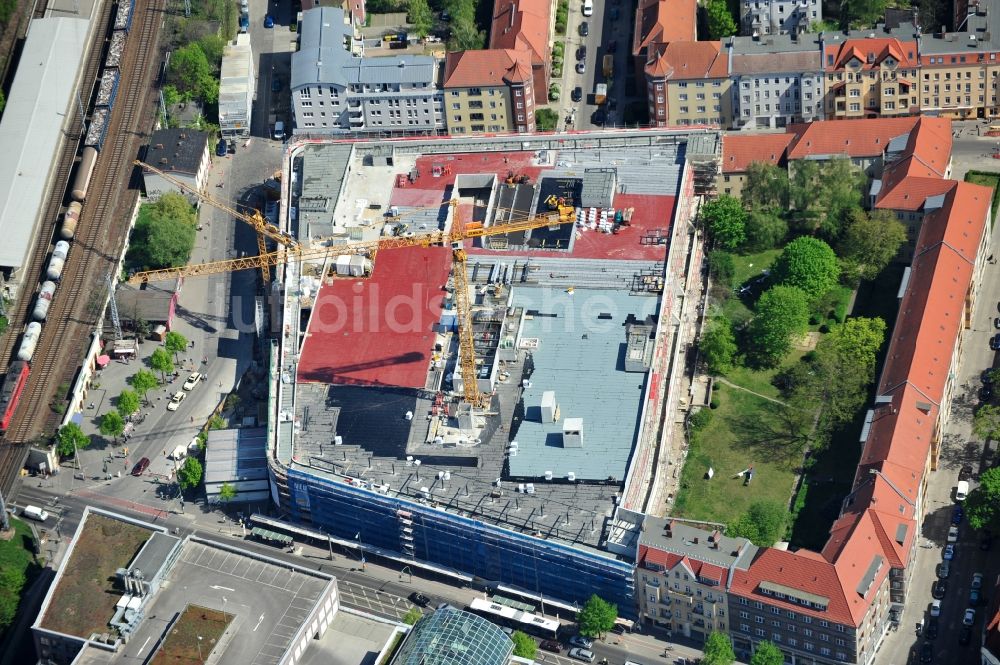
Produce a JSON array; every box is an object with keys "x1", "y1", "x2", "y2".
[
  {"x1": 741, "y1": 0, "x2": 821, "y2": 36},
  {"x1": 291, "y1": 6, "x2": 444, "y2": 134},
  {"x1": 727, "y1": 35, "x2": 824, "y2": 128}
]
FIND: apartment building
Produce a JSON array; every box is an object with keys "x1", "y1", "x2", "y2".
[
  {"x1": 645, "y1": 41, "x2": 733, "y2": 127},
  {"x1": 290, "y1": 7, "x2": 444, "y2": 134},
  {"x1": 636, "y1": 519, "x2": 756, "y2": 644},
  {"x1": 717, "y1": 132, "x2": 794, "y2": 197},
  {"x1": 443, "y1": 49, "x2": 535, "y2": 133},
  {"x1": 821, "y1": 32, "x2": 920, "y2": 119},
  {"x1": 488, "y1": 0, "x2": 551, "y2": 99},
  {"x1": 728, "y1": 36, "x2": 824, "y2": 128},
  {"x1": 632, "y1": 0, "x2": 697, "y2": 77},
  {"x1": 740, "y1": 0, "x2": 822, "y2": 37}
]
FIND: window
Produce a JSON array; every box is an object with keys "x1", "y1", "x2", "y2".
[
  {"x1": 772, "y1": 633, "x2": 782, "y2": 643},
  {"x1": 772, "y1": 620, "x2": 781, "y2": 628},
  {"x1": 820, "y1": 634, "x2": 830, "y2": 642},
  {"x1": 755, "y1": 629, "x2": 766, "y2": 637},
  {"x1": 788, "y1": 638, "x2": 798, "y2": 647},
  {"x1": 740, "y1": 623, "x2": 750, "y2": 632},
  {"x1": 756, "y1": 617, "x2": 764, "y2": 624},
  {"x1": 820, "y1": 648, "x2": 831, "y2": 657},
  {"x1": 771, "y1": 608, "x2": 781, "y2": 615},
  {"x1": 804, "y1": 628, "x2": 813, "y2": 637},
  {"x1": 836, "y1": 638, "x2": 846, "y2": 646},
  {"x1": 679, "y1": 94, "x2": 688, "y2": 101},
  {"x1": 820, "y1": 620, "x2": 830, "y2": 628},
  {"x1": 804, "y1": 642, "x2": 814, "y2": 652}
]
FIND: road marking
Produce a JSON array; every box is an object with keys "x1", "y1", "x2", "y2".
[
  {"x1": 254, "y1": 613, "x2": 265, "y2": 631},
  {"x1": 136, "y1": 636, "x2": 152, "y2": 656},
  {"x1": 210, "y1": 585, "x2": 234, "y2": 591}
]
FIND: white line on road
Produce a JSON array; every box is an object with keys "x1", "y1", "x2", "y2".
[
  {"x1": 210, "y1": 585, "x2": 235, "y2": 591},
  {"x1": 136, "y1": 636, "x2": 152, "y2": 656},
  {"x1": 254, "y1": 613, "x2": 265, "y2": 631}
]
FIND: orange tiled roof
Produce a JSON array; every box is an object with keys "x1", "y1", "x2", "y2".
[
  {"x1": 721, "y1": 133, "x2": 795, "y2": 174},
  {"x1": 786, "y1": 117, "x2": 921, "y2": 160},
  {"x1": 489, "y1": 0, "x2": 550, "y2": 65},
  {"x1": 644, "y1": 40, "x2": 727, "y2": 80},
  {"x1": 875, "y1": 117, "x2": 954, "y2": 209},
  {"x1": 825, "y1": 37, "x2": 917, "y2": 71},
  {"x1": 443, "y1": 49, "x2": 533, "y2": 88},
  {"x1": 632, "y1": 0, "x2": 697, "y2": 57},
  {"x1": 638, "y1": 547, "x2": 731, "y2": 586}
]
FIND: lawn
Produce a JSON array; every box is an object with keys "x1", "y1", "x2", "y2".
[
  {"x1": 41, "y1": 514, "x2": 151, "y2": 638},
  {"x1": 720, "y1": 248, "x2": 781, "y2": 324},
  {"x1": 0, "y1": 517, "x2": 40, "y2": 637},
  {"x1": 673, "y1": 386, "x2": 799, "y2": 525},
  {"x1": 965, "y1": 170, "x2": 1000, "y2": 221},
  {"x1": 151, "y1": 605, "x2": 232, "y2": 665}
]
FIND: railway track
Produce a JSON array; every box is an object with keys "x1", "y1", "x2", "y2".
[{"x1": 0, "y1": 0, "x2": 165, "y2": 493}]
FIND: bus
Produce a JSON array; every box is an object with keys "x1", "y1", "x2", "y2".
[{"x1": 468, "y1": 597, "x2": 560, "y2": 638}]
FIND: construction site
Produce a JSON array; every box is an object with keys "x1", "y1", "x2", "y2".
[{"x1": 264, "y1": 130, "x2": 718, "y2": 615}]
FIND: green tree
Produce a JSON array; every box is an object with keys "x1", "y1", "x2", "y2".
[
  {"x1": 727, "y1": 501, "x2": 788, "y2": 547},
  {"x1": 197, "y1": 35, "x2": 227, "y2": 68},
  {"x1": 700, "y1": 317, "x2": 738, "y2": 374},
  {"x1": 841, "y1": 0, "x2": 889, "y2": 28},
  {"x1": 742, "y1": 162, "x2": 789, "y2": 210},
  {"x1": 535, "y1": 108, "x2": 559, "y2": 131},
  {"x1": 815, "y1": 159, "x2": 865, "y2": 240},
  {"x1": 577, "y1": 594, "x2": 617, "y2": 638},
  {"x1": 209, "y1": 414, "x2": 227, "y2": 430},
  {"x1": 707, "y1": 251, "x2": 736, "y2": 291},
  {"x1": 150, "y1": 348, "x2": 175, "y2": 383},
  {"x1": 973, "y1": 404, "x2": 1000, "y2": 441},
  {"x1": 126, "y1": 193, "x2": 198, "y2": 271},
  {"x1": 177, "y1": 456, "x2": 203, "y2": 490},
  {"x1": 747, "y1": 285, "x2": 810, "y2": 368},
  {"x1": 750, "y1": 640, "x2": 784, "y2": 665},
  {"x1": 702, "y1": 195, "x2": 747, "y2": 250},
  {"x1": 705, "y1": 0, "x2": 737, "y2": 38},
  {"x1": 408, "y1": 0, "x2": 434, "y2": 37},
  {"x1": 838, "y1": 208, "x2": 907, "y2": 282},
  {"x1": 403, "y1": 607, "x2": 423, "y2": 625},
  {"x1": 169, "y1": 43, "x2": 214, "y2": 102},
  {"x1": 117, "y1": 389, "x2": 140, "y2": 418},
  {"x1": 218, "y1": 482, "x2": 238, "y2": 504},
  {"x1": 99, "y1": 411, "x2": 125, "y2": 441},
  {"x1": 787, "y1": 160, "x2": 821, "y2": 231},
  {"x1": 511, "y1": 631, "x2": 538, "y2": 659},
  {"x1": 772, "y1": 237, "x2": 840, "y2": 298},
  {"x1": 966, "y1": 467, "x2": 1000, "y2": 530},
  {"x1": 55, "y1": 423, "x2": 91, "y2": 458},
  {"x1": 129, "y1": 369, "x2": 160, "y2": 405},
  {"x1": 743, "y1": 208, "x2": 788, "y2": 252},
  {"x1": 164, "y1": 331, "x2": 189, "y2": 362},
  {"x1": 703, "y1": 630, "x2": 736, "y2": 665}
]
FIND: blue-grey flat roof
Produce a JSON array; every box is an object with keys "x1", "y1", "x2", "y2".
[{"x1": 507, "y1": 287, "x2": 658, "y2": 481}]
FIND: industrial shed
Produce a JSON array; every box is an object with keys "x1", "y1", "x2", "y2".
[
  {"x1": 115, "y1": 278, "x2": 181, "y2": 328},
  {"x1": 220, "y1": 33, "x2": 255, "y2": 139},
  {"x1": 204, "y1": 427, "x2": 269, "y2": 504},
  {"x1": 0, "y1": 18, "x2": 90, "y2": 300}
]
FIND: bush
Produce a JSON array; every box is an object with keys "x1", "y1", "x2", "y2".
[
  {"x1": 710, "y1": 396, "x2": 721, "y2": 409},
  {"x1": 689, "y1": 408, "x2": 713, "y2": 432},
  {"x1": 535, "y1": 108, "x2": 558, "y2": 131},
  {"x1": 707, "y1": 251, "x2": 736, "y2": 290}
]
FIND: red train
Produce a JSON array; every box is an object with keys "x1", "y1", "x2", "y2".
[{"x1": 0, "y1": 361, "x2": 30, "y2": 431}]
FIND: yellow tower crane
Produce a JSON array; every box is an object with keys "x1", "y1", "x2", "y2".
[{"x1": 128, "y1": 198, "x2": 576, "y2": 407}]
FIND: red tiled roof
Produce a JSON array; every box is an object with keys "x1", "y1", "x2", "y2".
[
  {"x1": 644, "y1": 40, "x2": 727, "y2": 80},
  {"x1": 632, "y1": 0, "x2": 697, "y2": 57},
  {"x1": 874, "y1": 117, "x2": 954, "y2": 209},
  {"x1": 638, "y1": 546, "x2": 732, "y2": 586},
  {"x1": 489, "y1": 0, "x2": 550, "y2": 66},
  {"x1": 443, "y1": 49, "x2": 533, "y2": 88},
  {"x1": 875, "y1": 175, "x2": 955, "y2": 210},
  {"x1": 786, "y1": 117, "x2": 921, "y2": 160},
  {"x1": 721, "y1": 133, "x2": 794, "y2": 174},
  {"x1": 825, "y1": 38, "x2": 917, "y2": 71}
]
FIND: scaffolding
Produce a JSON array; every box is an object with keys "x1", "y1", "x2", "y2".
[{"x1": 685, "y1": 133, "x2": 722, "y2": 198}]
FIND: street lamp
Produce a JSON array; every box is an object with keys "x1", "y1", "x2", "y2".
[
  {"x1": 355, "y1": 531, "x2": 366, "y2": 571},
  {"x1": 197, "y1": 636, "x2": 204, "y2": 663}
]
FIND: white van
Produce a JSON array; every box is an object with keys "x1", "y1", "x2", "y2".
[
  {"x1": 273, "y1": 120, "x2": 285, "y2": 140},
  {"x1": 169, "y1": 445, "x2": 188, "y2": 461},
  {"x1": 582, "y1": 0, "x2": 593, "y2": 15},
  {"x1": 956, "y1": 480, "x2": 970, "y2": 501},
  {"x1": 23, "y1": 505, "x2": 49, "y2": 522}
]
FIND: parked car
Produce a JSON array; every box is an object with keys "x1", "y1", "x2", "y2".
[
  {"x1": 994, "y1": 317, "x2": 1000, "y2": 329},
  {"x1": 963, "y1": 608, "x2": 976, "y2": 626},
  {"x1": 981, "y1": 529, "x2": 993, "y2": 551},
  {"x1": 926, "y1": 616, "x2": 939, "y2": 639},
  {"x1": 973, "y1": 572, "x2": 984, "y2": 589},
  {"x1": 990, "y1": 333, "x2": 1000, "y2": 350},
  {"x1": 932, "y1": 580, "x2": 947, "y2": 599},
  {"x1": 957, "y1": 480, "x2": 970, "y2": 501},
  {"x1": 540, "y1": 640, "x2": 562, "y2": 653},
  {"x1": 264, "y1": 14, "x2": 274, "y2": 27},
  {"x1": 952, "y1": 506, "x2": 964, "y2": 525},
  {"x1": 216, "y1": 139, "x2": 227, "y2": 157},
  {"x1": 167, "y1": 391, "x2": 186, "y2": 411},
  {"x1": 131, "y1": 457, "x2": 150, "y2": 476},
  {"x1": 592, "y1": 109, "x2": 606, "y2": 125},
  {"x1": 576, "y1": 45, "x2": 587, "y2": 61},
  {"x1": 943, "y1": 543, "x2": 956, "y2": 560},
  {"x1": 568, "y1": 636, "x2": 593, "y2": 649},
  {"x1": 272, "y1": 77, "x2": 283, "y2": 92},
  {"x1": 569, "y1": 648, "x2": 595, "y2": 663},
  {"x1": 960, "y1": 464, "x2": 974, "y2": 482},
  {"x1": 960, "y1": 625, "x2": 973, "y2": 645},
  {"x1": 948, "y1": 525, "x2": 960, "y2": 541},
  {"x1": 581, "y1": 0, "x2": 593, "y2": 15},
  {"x1": 183, "y1": 372, "x2": 202, "y2": 391},
  {"x1": 919, "y1": 642, "x2": 933, "y2": 664},
  {"x1": 970, "y1": 588, "x2": 982, "y2": 606},
  {"x1": 576, "y1": 61, "x2": 586, "y2": 74},
  {"x1": 930, "y1": 599, "x2": 941, "y2": 617},
  {"x1": 571, "y1": 86, "x2": 583, "y2": 102},
  {"x1": 607, "y1": 40, "x2": 617, "y2": 53},
  {"x1": 409, "y1": 592, "x2": 430, "y2": 607},
  {"x1": 579, "y1": 21, "x2": 589, "y2": 36},
  {"x1": 937, "y1": 561, "x2": 950, "y2": 579}
]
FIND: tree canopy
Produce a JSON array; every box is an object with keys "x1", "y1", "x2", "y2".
[
  {"x1": 742, "y1": 162, "x2": 789, "y2": 210},
  {"x1": 445, "y1": 0, "x2": 484, "y2": 50},
  {"x1": 403, "y1": 607, "x2": 423, "y2": 625},
  {"x1": 700, "y1": 316, "x2": 738, "y2": 374},
  {"x1": 772, "y1": 237, "x2": 840, "y2": 298},
  {"x1": 702, "y1": 195, "x2": 747, "y2": 250},
  {"x1": 838, "y1": 208, "x2": 908, "y2": 282},
  {"x1": 577, "y1": 594, "x2": 617, "y2": 637},
  {"x1": 743, "y1": 208, "x2": 788, "y2": 252},
  {"x1": 117, "y1": 389, "x2": 140, "y2": 418},
  {"x1": 150, "y1": 348, "x2": 175, "y2": 382},
  {"x1": 177, "y1": 456, "x2": 203, "y2": 490},
  {"x1": 786, "y1": 160, "x2": 864, "y2": 237},
  {"x1": 973, "y1": 404, "x2": 1000, "y2": 441},
  {"x1": 127, "y1": 193, "x2": 198, "y2": 271},
  {"x1": 705, "y1": 0, "x2": 737, "y2": 38},
  {"x1": 841, "y1": 0, "x2": 889, "y2": 28},
  {"x1": 703, "y1": 631, "x2": 736, "y2": 665},
  {"x1": 746, "y1": 285, "x2": 810, "y2": 368},
  {"x1": 707, "y1": 251, "x2": 736, "y2": 291},
  {"x1": 408, "y1": 0, "x2": 433, "y2": 37},
  {"x1": 56, "y1": 423, "x2": 91, "y2": 458},
  {"x1": 169, "y1": 42, "x2": 219, "y2": 104},
  {"x1": 130, "y1": 370, "x2": 160, "y2": 404},
  {"x1": 750, "y1": 641, "x2": 784, "y2": 665},
  {"x1": 99, "y1": 411, "x2": 125, "y2": 440},
  {"x1": 727, "y1": 501, "x2": 788, "y2": 547},
  {"x1": 510, "y1": 631, "x2": 538, "y2": 659},
  {"x1": 164, "y1": 331, "x2": 189, "y2": 361},
  {"x1": 966, "y1": 467, "x2": 1000, "y2": 531},
  {"x1": 218, "y1": 482, "x2": 238, "y2": 503}
]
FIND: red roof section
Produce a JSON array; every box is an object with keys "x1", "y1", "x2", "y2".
[
  {"x1": 644, "y1": 41, "x2": 728, "y2": 80},
  {"x1": 638, "y1": 546, "x2": 729, "y2": 585},
  {"x1": 875, "y1": 117, "x2": 954, "y2": 209},
  {"x1": 632, "y1": 0, "x2": 697, "y2": 57},
  {"x1": 786, "y1": 117, "x2": 922, "y2": 160},
  {"x1": 489, "y1": 0, "x2": 550, "y2": 65},
  {"x1": 721, "y1": 133, "x2": 795, "y2": 174},
  {"x1": 443, "y1": 49, "x2": 533, "y2": 88},
  {"x1": 824, "y1": 38, "x2": 917, "y2": 71},
  {"x1": 297, "y1": 246, "x2": 452, "y2": 389}
]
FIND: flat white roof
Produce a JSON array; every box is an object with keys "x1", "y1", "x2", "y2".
[
  {"x1": 0, "y1": 17, "x2": 90, "y2": 271},
  {"x1": 219, "y1": 34, "x2": 253, "y2": 108}
]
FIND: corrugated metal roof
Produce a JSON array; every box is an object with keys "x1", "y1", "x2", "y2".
[
  {"x1": 204, "y1": 427, "x2": 268, "y2": 485},
  {"x1": 507, "y1": 286, "x2": 658, "y2": 480},
  {"x1": 0, "y1": 17, "x2": 89, "y2": 271}
]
